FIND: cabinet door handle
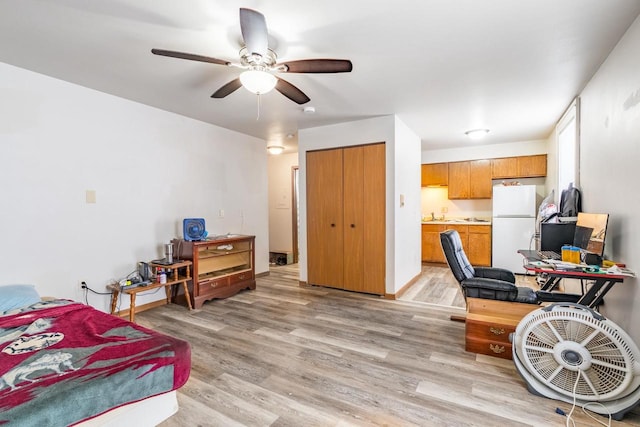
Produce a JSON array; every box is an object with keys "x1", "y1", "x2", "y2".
[
  {"x1": 330, "y1": 223, "x2": 336, "y2": 227},
  {"x1": 350, "y1": 224, "x2": 355, "y2": 228}
]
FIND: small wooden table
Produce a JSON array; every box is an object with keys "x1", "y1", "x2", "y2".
[{"x1": 109, "y1": 260, "x2": 193, "y2": 322}]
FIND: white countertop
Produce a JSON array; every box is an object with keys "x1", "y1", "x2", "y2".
[{"x1": 422, "y1": 218, "x2": 492, "y2": 225}]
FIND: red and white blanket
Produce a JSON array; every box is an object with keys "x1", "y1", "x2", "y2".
[{"x1": 0, "y1": 300, "x2": 190, "y2": 426}]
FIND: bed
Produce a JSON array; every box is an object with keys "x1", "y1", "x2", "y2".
[{"x1": 0, "y1": 285, "x2": 191, "y2": 426}]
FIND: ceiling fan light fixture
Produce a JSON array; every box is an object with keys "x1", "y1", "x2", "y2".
[
  {"x1": 267, "y1": 145, "x2": 285, "y2": 155},
  {"x1": 240, "y1": 69, "x2": 277, "y2": 94},
  {"x1": 465, "y1": 129, "x2": 490, "y2": 140}
]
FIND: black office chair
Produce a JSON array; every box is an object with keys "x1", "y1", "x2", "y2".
[{"x1": 440, "y1": 229, "x2": 580, "y2": 305}]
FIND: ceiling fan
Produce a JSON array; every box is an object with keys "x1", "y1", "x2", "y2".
[{"x1": 151, "y1": 8, "x2": 353, "y2": 105}]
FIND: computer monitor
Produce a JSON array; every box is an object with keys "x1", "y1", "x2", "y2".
[
  {"x1": 540, "y1": 222, "x2": 576, "y2": 252},
  {"x1": 576, "y1": 213, "x2": 609, "y2": 256}
]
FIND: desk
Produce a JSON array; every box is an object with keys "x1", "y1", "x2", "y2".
[
  {"x1": 518, "y1": 251, "x2": 626, "y2": 309},
  {"x1": 109, "y1": 260, "x2": 193, "y2": 322}
]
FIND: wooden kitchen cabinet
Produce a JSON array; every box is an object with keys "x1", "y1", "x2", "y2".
[
  {"x1": 517, "y1": 154, "x2": 547, "y2": 177},
  {"x1": 307, "y1": 143, "x2": 386, "y2": 295},
  {"x1": 422, "y1": 224, "x2": 445, "y2": 262},
  {"x1": 492, "y1": 155, "x2": 547, "y2": 179},
  {"x1": 422, "y1": 224, "x2": 491, "y2": 266},
  {"x1": 421, "y1": 163, "x2": 448, "y2": 186},
  {"x1": 467, "y1": 225, "x2": 491, "y2": 266},
  {"x1": 448, "y1": 160, "x2": 492, "y2": 199},
  {"x1": 491, "y1": 157, "x2": 518, "y2": 178}
]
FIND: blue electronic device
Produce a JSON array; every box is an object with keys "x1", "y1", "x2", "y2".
[{"x1": 183, "y1": 218, "x2": 207, "y2": 241}]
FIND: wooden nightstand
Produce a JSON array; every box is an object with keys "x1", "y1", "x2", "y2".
[{"x1": 109, "y1": 260, "x2": 193, "y2": 322}]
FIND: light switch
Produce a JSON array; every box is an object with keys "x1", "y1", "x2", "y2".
[
  {"x1": 218, "y1": 209, "x2": 225, "y2": 218},
  {"x1": 86, "y1": 190, "x2": 96, "y2": 204},
  {"x1": 399, "y1": 194, "x2": 405, "y2": 207}
]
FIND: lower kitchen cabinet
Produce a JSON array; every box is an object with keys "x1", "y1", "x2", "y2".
[
  {"x1": 422, "y1": 224, "x2": 491, "y2": 266},
  {"x1": 467, "y1": 225, "x2": 491, "y2": 266},
  {"x1": 421, "y1": 224, "x2": 445, "y2": 263}
]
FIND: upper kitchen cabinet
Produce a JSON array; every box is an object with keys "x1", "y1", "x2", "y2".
[
  {"x1": 421, "y1": 163, "x2": 448, "y2": 186},
  {"x1": 448, "y1": 159, "x2": 492, "y2": 199},
  {"x1": 492, "y1": 154, "x2": 547, "y2": 179}
]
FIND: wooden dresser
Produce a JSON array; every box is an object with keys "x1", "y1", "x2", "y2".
[
  {"x1": 465, "y1": 298, "x2": 539, "y2": 360},
  {"x1": 173, "y1": 235, "x2": 256, "y2": 309}
]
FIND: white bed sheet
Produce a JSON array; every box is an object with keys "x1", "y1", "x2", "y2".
[{"x1": 77, "y1": 390, "x2": 178, "y2": 427}]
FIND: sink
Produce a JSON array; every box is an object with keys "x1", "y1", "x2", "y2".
[{"x1": 464, "y1": 217, "x2": 490, "y2": 223}]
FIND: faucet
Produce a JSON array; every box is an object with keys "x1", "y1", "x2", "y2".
[{"x1": 431, "y1": 212, "x2": 435, "y2": 221}]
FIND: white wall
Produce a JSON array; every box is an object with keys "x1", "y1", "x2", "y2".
[
  {"x1": 392, "y1": 116, "x2": 422, "y2": 293},
  {"x1": 298, "y1": 115, "x2": 421, "y2": 295},
  {"x1": 267, "y1": 152, "x2": 297, "y2": 253},
  {"x1": 578, "y1": 15, "x2": 640, "y2": 344},
  {"x1": 0, "y1": 62, "x2": 269, "y2": 313}
]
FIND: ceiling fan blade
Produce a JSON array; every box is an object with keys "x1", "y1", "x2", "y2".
[
  {"x1": 239, "y1": 8, "x2": 269, "y2": 57},
  {"x1": 211, "y1": 78, "x2": 243, "y2": 98},
  {"x1": 151, "y1": 48, "x2": 230, "y2": 66},
  {"x1": 278, "y1": 59, "x2": 353, "y2": 73},
  {"x1": 275, "y1": 77, "x2": 311, "y2": 105}
]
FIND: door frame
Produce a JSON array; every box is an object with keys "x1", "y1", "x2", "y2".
[{"x1": 291, "y1": 166, "x2": 299, "y2": 264}]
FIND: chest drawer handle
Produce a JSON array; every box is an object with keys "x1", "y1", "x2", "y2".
[
  {"x1": 489, "y1": 344, "x2": 506, "y2": 354},
  {"x1": 489, "y1": 327, "x2": 505, "y2": 336}
]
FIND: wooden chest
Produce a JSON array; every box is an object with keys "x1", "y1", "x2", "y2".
[{"x1": 465, "y1": 298, "x2": 540, "y2": 360}]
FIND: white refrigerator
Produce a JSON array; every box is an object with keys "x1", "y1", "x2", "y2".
[{"x1": 492, "y1": 185, "x2": 537, "y2": 274}]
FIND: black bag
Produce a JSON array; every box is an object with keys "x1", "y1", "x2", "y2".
[{"x1": 559, "y1": 184, "x2": 581, "y2": 217}]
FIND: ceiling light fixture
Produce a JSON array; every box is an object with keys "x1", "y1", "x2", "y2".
[
  {"x1": 240, "y1": 69, "x2": 277, "y2": 94},
  {"x1": 465, "y1": 129, "x2": 490, "y2": 140},
  {"x1": 267, "y1": 145, "x2": 285, "y2": 155}
]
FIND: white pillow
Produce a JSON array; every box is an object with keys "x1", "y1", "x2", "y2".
[{"x1": 0, "y1": 284, "x2": 41, "y2": 313}]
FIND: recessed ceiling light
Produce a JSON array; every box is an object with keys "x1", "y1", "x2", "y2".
[{"x1": 465, "y1": 129, "x2": 490, "y2": 140}]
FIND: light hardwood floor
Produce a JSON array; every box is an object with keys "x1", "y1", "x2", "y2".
[
  {"x1": 138, "y1": 265, "x2": 640, "y2": 426},
  {"x1": 397, "y1": 263, "x2": 541, "y2": 307}
]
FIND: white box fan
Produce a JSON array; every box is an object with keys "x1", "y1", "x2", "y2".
[{"x1": 512, "y1": 303, "x2": 640, "y2": 421}]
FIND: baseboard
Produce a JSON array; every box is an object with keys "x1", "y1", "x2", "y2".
[
  {"x1": 256, "y1": 271, "x2": 270, "y2": 278},
  {"x1": 384, "y1": 272, "x2": 421, "y2": 300}
]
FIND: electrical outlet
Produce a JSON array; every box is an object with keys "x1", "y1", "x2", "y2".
[
  {"x1": 218, "y1": 209, "x2": 225, "y2": 218},
  {"x1": 441, "y1": 207, "x2": 448, "y2": 213},
  {"x1": 81, "y1": 281, "x2": 87, "y2": 289}
]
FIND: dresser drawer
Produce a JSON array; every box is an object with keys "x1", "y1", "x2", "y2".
[
  {"x1": 465, "y1": 318, "x2": 516, "y2": 344},
  {"x1": 465, "y1": 336, "x2": 513, "y2": 360},
  {"x1": 229, "y1": 270, "x2": 252, "y2": 285},
  {"x1": 198, "y1": 276, "x2": 229, "y2": 294}
]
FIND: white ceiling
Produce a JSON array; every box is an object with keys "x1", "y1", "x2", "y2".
[{"x1": 1, "y1": 0, "x2": 639, "y2": 152}]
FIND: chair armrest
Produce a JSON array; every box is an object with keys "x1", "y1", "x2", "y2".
[
  {"x1": 462, "y1": 278, "x2": 518, "y2": 301},
  {"x1": 473, "y1": 267, "x2": 516, "y2": 283},
  {"x1": 535, "y1": 291, "x2": 581, "y2": 303}
]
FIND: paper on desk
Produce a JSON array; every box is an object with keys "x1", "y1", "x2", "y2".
[
  {"x1": 546, "y1": 260, "x2": 584, "y2": 271},
  {"x1": 603, "y1": 265, "x2": 636, "y2": 277}
]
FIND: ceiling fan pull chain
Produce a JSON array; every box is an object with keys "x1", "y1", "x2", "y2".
[{"x1": 256, "y1": 93, "x2": 261, "y2": 121}]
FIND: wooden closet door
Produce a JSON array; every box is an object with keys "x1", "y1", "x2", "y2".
[
  {"x1": 306, "y1": 149, "x2": 344, "y2": 288},
  {"x1": 362, "y1": 143, "x2": 385, "y2": 294},
  {"x1": 343, "y1": 146, "x2": 365, "y2": 292}
]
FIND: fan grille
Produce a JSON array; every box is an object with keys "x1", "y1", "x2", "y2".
[{"x1": 517, "y1": 307, "x2": 637, "y2": 401}]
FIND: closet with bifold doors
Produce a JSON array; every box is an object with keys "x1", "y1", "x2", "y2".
[{"x1": 306, "y1": 142, "x2": 385, "y2": 295}]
